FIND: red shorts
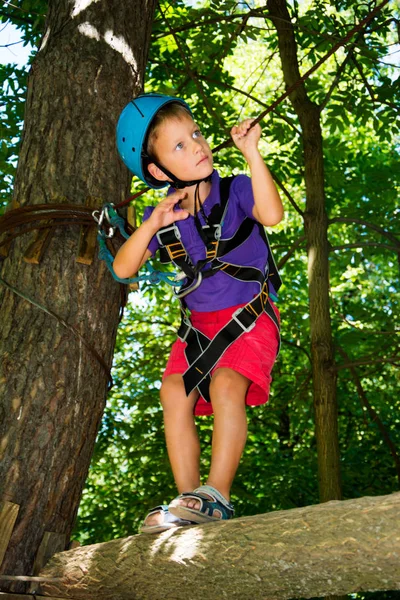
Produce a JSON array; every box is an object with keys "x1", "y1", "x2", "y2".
[{"x1": 163, "y1": 301, "x2": 280, "y2": 416}]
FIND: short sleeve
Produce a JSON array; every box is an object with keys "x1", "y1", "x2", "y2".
[
  {"x1": 230, "y1": 174, "x2": 255, "y2": 220},
  {"x1": 142, "y1": 206, "x2": 160, "y2": 256}
]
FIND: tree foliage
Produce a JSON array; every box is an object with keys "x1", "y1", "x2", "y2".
[{"x1": 1, "y1": 1, "x2": 400, "y2": 596}]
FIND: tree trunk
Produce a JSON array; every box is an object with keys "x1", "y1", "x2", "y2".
[
  {"x1": 34, "y1": 492, "x2": 400, "y2": 600},
  {"x1": 267, "y1": 0, "x2": 341, "y2": 502},
  {"x1": 0, "y1": 0, "x2": 157, "y2": 581}
]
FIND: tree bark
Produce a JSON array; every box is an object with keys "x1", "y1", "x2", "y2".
[
  {"x1": 0, "y1": 0, "x2": 157, "y2": 580},
  {"x1": 35, "y1": 492, "x2": 400, "y2": 600},
  {"x1": 267, "y1": 0, "x2": 341, "y2": 503}
]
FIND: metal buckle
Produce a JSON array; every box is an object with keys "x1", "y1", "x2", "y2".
[
  {"x1": 213, "y1": 224, "x2": 222, "y2": 240},
  {"x1": 175, "y1": 272, "x2": 203, "y2": 299},
  {"x1": 156, "y1": 224, "x2": 181, "y2": 245},
  {"x1": 179, "y1": 317, "x2": 192, "y2": 342},
  {"x1": 231, "y1": 307, "x2": 256, "y2": 332},
  {"x1": 202, "y1": 224, "x2": 221, "y2": 240}
]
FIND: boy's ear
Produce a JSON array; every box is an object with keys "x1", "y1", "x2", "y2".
[{"x1": 147, "y1": 162, "x2": 171, "y2": 182}]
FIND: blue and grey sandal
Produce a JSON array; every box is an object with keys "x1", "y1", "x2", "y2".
[
  {"x1": 140, "y1": 504, "x2": 195, "y2": 534},
  {"x1": 168, "y1": 485, "x2": 234, "y2": 524}
]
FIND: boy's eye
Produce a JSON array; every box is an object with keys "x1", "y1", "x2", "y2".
[
  {"x1": 193, "y1": 129, "x2": 201, "y2": 138},
  {"x1": 175, "y1": 142, "x2": 184, "y2": 150}
]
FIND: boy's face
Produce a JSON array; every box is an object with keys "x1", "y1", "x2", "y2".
[{"x1": 150, "y1": 113, "x2": 213, "y2": 183}]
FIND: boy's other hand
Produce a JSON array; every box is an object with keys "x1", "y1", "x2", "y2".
[
  {"x1": 231, "y1": 119, "x2": 261, "y2": 159},
  {"x1": 149, "y1": 191, "x2": 190, "y2": 230}
]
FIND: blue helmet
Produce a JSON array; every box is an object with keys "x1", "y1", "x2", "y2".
[{"x1": 116, "y1": 93, "x2": 193, "y2": 189}]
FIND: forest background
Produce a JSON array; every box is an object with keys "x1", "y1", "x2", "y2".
[{"x1": 1, "y1": 0, "x2": 399, "y2": 596}]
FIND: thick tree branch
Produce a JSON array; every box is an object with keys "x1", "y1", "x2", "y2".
[{"x1": 38, "y1": 492, "x2": 400, "y2": 600}]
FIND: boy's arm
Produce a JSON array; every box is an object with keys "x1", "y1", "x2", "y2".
[
  {"x1": 113, "y1": 190, "x2": 189, "y2": 279},
  {"x1": 231, "y1": 119, "x2": 284, "y2": 227}
]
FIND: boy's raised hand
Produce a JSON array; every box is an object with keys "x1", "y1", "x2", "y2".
[
  {"x1": 148, "y1": 190, "x2": 190, "y2": 231},
  {"x1": 230, "y1": 118, "x2": 261, "y2": 159}
]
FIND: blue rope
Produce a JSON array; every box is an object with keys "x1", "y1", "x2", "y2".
[{"x1": 97, "y1": 205, "x2": 183, "y2": 287}]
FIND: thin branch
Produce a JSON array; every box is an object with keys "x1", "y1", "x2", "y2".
[
  {"x1": 335, "y1": 355, "x2": 400, "y2": 371},
  {"x1": 340, "y1": 315, "x2": 399, "y2": 336},
  {"x1": 281, "y1": 337, "x2": 311, "y2": 362},
  {"x1": 329, "y1": 216, "x2": 400, "y2": 246},
  {"x1": 337, "y1": 345, "x2": 400, "y2": 486},
  {"x1": 270, "y1": 170, "x2": 304, "y2": 216},
  {"x1": 277, "y1": 235, "x2": 306, "y2": 269},
  {"x1": 153, "y1": 6, "x2": 269, "y2": 39},
  {"x1": 330, "y1": 242, "x2": 399, "y2": 252},
  {"x1": 0, "y1": 7, "x2": 34, "y2": 25},
  {"x1": 319, "y1": 48, "x2": 355, "y2": 113},
  {"x1": 351, "y1": 54, "x2": 376, "y2": 103},
  {"x1": 209, "y1": 13, "x2": 250, "y2": 72}
]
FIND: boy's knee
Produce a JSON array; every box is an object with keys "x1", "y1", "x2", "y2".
[
  {"x1": 160, "y1": 375, "x2": 198, "y2": 412},
  {"x1": 160, "y1": 375, "x2": 182, "y2": 409},
  {"x1": 210, "y1": 368, "x2": 250, "y2": 405}
]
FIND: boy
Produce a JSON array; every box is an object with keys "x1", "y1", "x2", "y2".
[{"x1": 114, "y1": 93, "x2": 284, "y2": 532}]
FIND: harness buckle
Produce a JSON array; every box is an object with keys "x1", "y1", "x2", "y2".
[
  {"x1": 175, "y1": 272, "x2": 203, "y2": 299},
  {"x1": 179, "y1": 317, "x2": 192, "y2": 342},
  {"x1": 156, "y1": 224, "x2": 181, "y2": 245},
  {"x1": 213, "y1": 224, "x2": 222, "y2": 240},
  {"x1": 231, "y1": 307, "x2": 257, "y2": 333},
  {"x1": 202, "y1": 223, "x2": 221, "y2": 240}
]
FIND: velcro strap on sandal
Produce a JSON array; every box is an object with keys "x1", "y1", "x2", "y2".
[{"x1": 193, "y1": 485, "x2": 234, "y2": 514}]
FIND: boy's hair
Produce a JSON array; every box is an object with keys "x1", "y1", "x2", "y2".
[{"x1": 145, "y1": 101, "x2": 192, "y2": 161}]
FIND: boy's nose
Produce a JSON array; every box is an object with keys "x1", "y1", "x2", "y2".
[{"x1": 192, "y1": 139, "x2": 202, "y2": 153}]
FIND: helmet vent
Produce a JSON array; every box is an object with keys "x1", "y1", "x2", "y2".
[
  {"x1": 122, "y1": 137, "x2": 126, "y2": 142},
  {"x1": 132, "y1": 147, "x2": 135, "y2": 152}
]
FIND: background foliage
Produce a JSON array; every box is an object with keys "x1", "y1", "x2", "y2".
[{"x1": 1, "y1": 1, "x2": 399, "y2": 597}]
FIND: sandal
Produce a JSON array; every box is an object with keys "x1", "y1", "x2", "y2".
[
  {"x1": 168, "y1": 485, "x2": 235, "y2": 524},
  {"x1": 139, "y1": 504, "x2": 195, "y2": 534}
]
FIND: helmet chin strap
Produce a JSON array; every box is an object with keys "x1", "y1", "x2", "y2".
[{"x1": 150, "y1": 158, "x2": 212, "y2": 189}]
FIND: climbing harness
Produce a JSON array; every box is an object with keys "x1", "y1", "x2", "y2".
[{"x1": 155, "y1": 175, "x2": 282, "y2": 404}]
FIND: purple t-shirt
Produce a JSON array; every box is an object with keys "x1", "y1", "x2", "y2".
[{"x1": 143, "y1": 170, "x2": 271, "y2": 312}]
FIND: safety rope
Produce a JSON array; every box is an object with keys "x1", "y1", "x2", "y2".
[{"x1": 0, "y1": 275, "x2": 114, "y2": 390}]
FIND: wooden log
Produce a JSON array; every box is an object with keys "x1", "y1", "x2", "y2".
[
  {"x1": 0, "y1": 502, "x2": 19, "y2": 568},
  {"x1": 39, "y1": 492, "x2": 400, "y2": 600},
  {"x1": 23, "y1": 222, "x2": 57, "y2": 265},
  {"x1": 76, "y1": 197, "x2": 101, "y2": 266}
]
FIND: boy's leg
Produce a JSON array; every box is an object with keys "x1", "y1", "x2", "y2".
[
  {"x1": 206, "y1": 367, "x2": 250, "y2": 500},
  {"x1": 174, "y1": 367, "x2": 250, "y2": 512},
  {"x1": 144, "y1": 374, "x2": 200, "y2": 527}
]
